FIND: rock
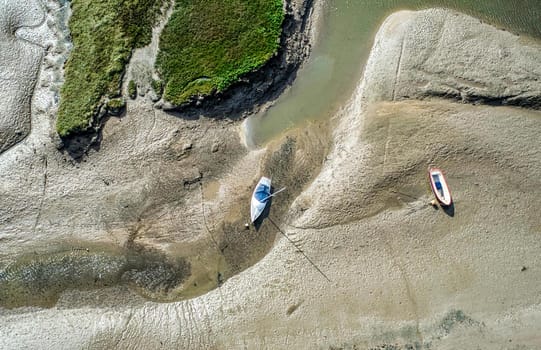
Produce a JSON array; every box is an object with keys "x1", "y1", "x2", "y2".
[
  {"x1": 211, "y1": 142, "x2": 219, "y2": 153},
  {"x1": 183, "y1": 142, "x2": 193, "y2": 151}
]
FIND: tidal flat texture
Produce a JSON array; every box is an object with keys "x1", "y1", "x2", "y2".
[
  {"x1": 0, "y1": 0, "x2": 44, "y2": 154},
  {"x1": 1, "y1": 4, "x2": 540, "y2": 349}
]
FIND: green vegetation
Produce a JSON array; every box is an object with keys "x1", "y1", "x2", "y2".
[
  {"x1": 156, "y1": 0, "x2": 284, "y2": 106},
  {"x1": 57, "y1": 0, "x2": 167, "y2": 137},
  {"x1": 107, "y1": 97, "x2": 126, "y2": 109},
  {"x1": 57, "y1": 0, "x2": 284, "y2": 136},
  {"x1": 128, "y1": 80, "x2": 137, "y2": 99},
  {"x1": 151, "y1": 79, "x2": 164, "y2": 98},
  {"x1": 106, "y1": 97, "x2": 126, "y2": 116}
]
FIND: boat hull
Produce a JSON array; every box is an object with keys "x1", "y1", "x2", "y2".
[
  {"x1": 251, "y1": 177, "x2": 272, "y2": 223},
  {"x1": 428, "y1": 168, "x2": 452, "y2": 206}
]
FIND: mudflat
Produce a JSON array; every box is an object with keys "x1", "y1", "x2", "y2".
[{"x1": 0, "y1": 5, "x2": 540, "y2": 350}]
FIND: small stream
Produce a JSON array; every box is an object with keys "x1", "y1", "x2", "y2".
[{"x1": 245, "y1": 0, "x2": 541, "y2": 147}]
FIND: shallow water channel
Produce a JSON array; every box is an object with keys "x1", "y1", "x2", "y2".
[{"x1": 245, "y1": 0, "x2": 541, "y2": 146}]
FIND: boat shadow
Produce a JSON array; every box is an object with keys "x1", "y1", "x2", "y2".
[
  {"x1": 441, "y1": 202, "x2": 455, "y2": 217},
  {"x1": 253, "y1": 196, "x2": 273, "y2": 231}
]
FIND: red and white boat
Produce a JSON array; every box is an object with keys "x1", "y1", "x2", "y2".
[{"x1": 428, "y1": 167, "x2": 452, "y2": 206}]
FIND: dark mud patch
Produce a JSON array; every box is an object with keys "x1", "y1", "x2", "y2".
[
  {"x1": 0, "y1": 242, "x2": 190, "y2": 309},
  {"x1": 286, "y1": 300, "x2": 303, "y2": 316},
  {"x1": 199, "y1": 124, "x2": 330, "y2": 292},
  {"x1": 326, "y1": 310, "x2": 483, "y2": 350},
  {"x1": 437, "y1": 309, "x2": 479, "y2": 336},
  {"x1": 58, "y1": 110, "x2": 124, "y2": 160},
  {"x1": 58, "y1": 128, "x2": 102, "y2": 160},
  {"x1": 420, "y1": 89, "x2": 541, "y2": 110}
]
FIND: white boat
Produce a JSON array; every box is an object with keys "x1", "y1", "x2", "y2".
[
  {"x1": 428, "y1": 167, "x2": 452, "y2": 206},
  {"x1": 251, "y1": 177, "x2": 272, "y2": 223}
]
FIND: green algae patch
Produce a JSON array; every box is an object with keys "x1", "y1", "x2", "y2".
[
  {"x1": 0, "y1": 246, "x2": 191, "y2": 308},
  {"x1": 56, "y1": 0, "x2": 167, "y2": 137},
  {"x1": 156, "y1": 0, "x2": 284, "y2": 106},
  {"x1": 128, "y1": 79, "x2": 137, "y2": 99}
]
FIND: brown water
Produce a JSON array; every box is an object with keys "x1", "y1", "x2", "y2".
[{"x1": 245, "y1": 0, "x2": 541, "y2": 147}]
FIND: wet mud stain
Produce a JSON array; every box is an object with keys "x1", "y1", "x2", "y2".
[
  {"x1": 0, "y1": 243, "x2": 190, "y2": 309},
  {"x1": 218, "y1": 123, "x2": 330, "y2": 280},
  {"x1": 286, "y1": 300, "x2": 303, "y2": 316},
  {"x1": 326, "y1": 309, "x2": 484, "y2": 350},
  {"x1": 0, "y1": 123, "x2": 330, "y2": 309},
  {"x1": 202, "y1": 180, "x2": 220, "y2": 200}
]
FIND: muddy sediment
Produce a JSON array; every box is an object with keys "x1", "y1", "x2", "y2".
[
  {"x1": 1, "y1": 5, "x2": 540, "y2": 350},
  {"x1": 0, "y1": 0, "x2": 46, "y2": 154},
  {"x1": 0, "y1": 119, "x2": 329, "y2": 308},
  {"x1": 219, "y1": 123, "x2": 330, "y2": 277},
  {"x1": 0, "y1": 0, "x2": 322, "y2": 309},
  {"x1": 0, "y1": 241, "x2": 191, "y2": 308}
]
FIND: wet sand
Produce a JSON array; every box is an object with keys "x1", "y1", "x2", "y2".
[
  {"x1": 0, "y1": 0, "x2": 324, "y2": 308},
  {"x1": 0, "y1": 5, "x2": 540, "y2": 350}
]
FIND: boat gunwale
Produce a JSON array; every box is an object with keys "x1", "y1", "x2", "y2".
[
  {"x1": 250, "y1": 176, "x2": 272, "y2": 223},
  {"x1": 428, "y1": 167, "x2": 453, "y2": 206}
]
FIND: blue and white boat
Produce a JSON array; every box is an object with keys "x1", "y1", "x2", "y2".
[{"x1": 250, "y1": 177, "x2": 272, "y2": 223}]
